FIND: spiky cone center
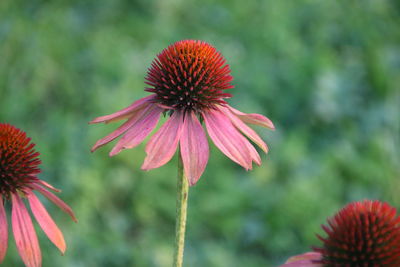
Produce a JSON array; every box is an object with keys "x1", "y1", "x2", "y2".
[
  {"x1": 0, "y1": 124, "x2": 41, "y2": 198},
  {"x1": 314, "y1": 200, "x2": 400, "y2": 267},
  {"x1": 145, "y1": 40, "x2": 234, "y2": 113}
]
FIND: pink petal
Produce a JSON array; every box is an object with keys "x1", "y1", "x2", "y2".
[
  {"x1": 31, "y1": 184, "x2": 77, "y2": 223},
  {"x1": 248, "y1": 143, "x2": 261, "y2": 165},
  {"x1": 37, "y1": 180, "x2": 61, "y2": 193},
  {"x1": 220, "y1": 106, "x2": 269, "y2": 153},
  {"x1": 202, "y1": 108, "x2": 252, "y2": 170},
  {"x1": 0, "y1": 197, "x2": 8, "y2": 263},
  {"x1": 11, "y1": 193, "x2": 41, "y2": 267},
  {"x1": 279, "y1": 261, "x2": 319, "y2": 267},
  {"x1": 27, "y1": 192, "x2": 66, "y2": 254},
  {"x1": 109, "y1": 105, "x2": 162, "y2": 156},
  {"x1": 89, "y1": 95, "x2": 155, "y2": 124},
  {"x1": 180, "y1": 112, "x2": 209, "y2": 186},
  {"x1": 141, "y1": 111, "x2": 184, "y2": 170},
  {"x1": 279, "y1": 252, "x2": 322, "y2": 267},
  {"x1": 91, "y1": 108, "x2": 149, "y2": 153},
  {"x1": 228, "y1": 105, "x2": 275, "y2": 130}
]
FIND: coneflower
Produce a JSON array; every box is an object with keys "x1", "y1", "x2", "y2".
[
  {"x1": 90, "y1": 39, "x2": 274, "y2": 186},
  {"x1": 280, "y1": 200, "x2": 400, "y2": 267},
  {"x1": 0, "y1": 123, "x2": 76, "y2": 267},
  {"x1": 90, "y1": 40, "x2": 274, "y2": 267}
]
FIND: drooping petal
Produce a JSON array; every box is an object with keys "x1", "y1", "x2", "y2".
[
  {"x1": 141, "y1": 111, "x2": 184, "y2": 170},
  {"x1": 220, "y1": 106, "x2": 269, "y2": 153},
  {"x1": 0, "y1": 197, "x2": 8, "y2": 263},
  {"x1": 202, "y1": 108, "x2": 252, "y2": 170},
  {"x1": 279, "y1": 252, "x2": 322, "y2": 267},
  {"x1": 109, "y1": 105, "x2": 162, "y2": 156},
  {"x1": 11, "y1": 193, "x2": 41, "y2": 267},
  {"x1": 37, "y1": 180, "x2": 61, "y2": 193},
  {"x1": 91, "y1": 109, "x2": 148, "y2": 153},
  {"x1": 30, "y1": 184, "x2": 77, "y2": 223},
  {"x1": 89, "y1": 95, "x2": 155, "y2": 124},
  {"x1": 180, "y1": 112, "x2": 209, "y2": 186},
  {"x1": 227, "y1": 105, "x2": 275, "y2": 130},
  {"x1": 27, "y1": 192, "x2": 66, "y2": 254}
]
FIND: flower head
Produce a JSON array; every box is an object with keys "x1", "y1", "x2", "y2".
[
  {"x1": 280, "y1": 200, "x2": 400, "y2": 267},
  {"x1": 145, "y1": 40, "x2": 233, "y2": 112},
  {"x1": 90, "y1": 40, "x2": 274, "y2": 186},
  {"x1": 0, "y1": 123, "x2": 76, "y2": 267},
  {"x1": 315, "y1": 200, "x2": 400, "y2": 266}
]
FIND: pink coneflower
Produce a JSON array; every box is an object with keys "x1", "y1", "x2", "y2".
[
  {"x1": 280, "y1": 200, "x2": 400, "y2": 267},
  {"x1": 0, "y1": 123, "x2": 76, "y2": 267},
  {"x1": 90, "y1": 40, "x2": 274, "y2": 185}
]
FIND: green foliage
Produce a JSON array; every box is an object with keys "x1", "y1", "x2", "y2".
[{"x1": 0, "y1": 0, "x2": 399, "y2": 266}]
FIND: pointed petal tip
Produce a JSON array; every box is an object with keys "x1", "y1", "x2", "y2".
[
  {"x1": 58, "y1": 243, "x2": 66, "y2": 256},
  {"x1": 245, "y1": 163, "x2": 253, "y2": 171},
  {"x1": 269, "y1": 121, "x2": 276, "y2": 130},
  {"x1": 187, "y1": 175, "x2": 200, "y2": 187},
  {"x1": 89, "y1": 117, "x2": 112, "y2": 124},
  {"x1": 140, "y1": 163, "x2": 151, "y2": 171},
  {"x1": 90, "y1": 142, "x2": 101, "y2": 153},
  {"x1": 108, "y1": 148, "x2": 120, "y2": 157},
  {"x1": 38, "y1": 180, "x2": 61, "y2": 193}
]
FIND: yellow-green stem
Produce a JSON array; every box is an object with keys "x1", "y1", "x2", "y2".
[{"x1": 173, "y1": 153, "x2": 189, "y2": 267}]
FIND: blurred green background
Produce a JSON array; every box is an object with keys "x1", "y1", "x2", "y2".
[{"x1": 1, "y1": 0, "x2": 399, "y2": 266}]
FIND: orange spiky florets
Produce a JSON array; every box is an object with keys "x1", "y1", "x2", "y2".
[
  {"x1": 145, "y1": 40, "x2": 234, "y2": 113},
  {"x1": 0, "y1": 123, "x2": 41, "y2": 198},
  {"x1": 314, "y1": 200, "x2": 400, "y2": 266}
]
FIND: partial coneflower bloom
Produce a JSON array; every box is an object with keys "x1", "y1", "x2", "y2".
[
  {"x1": 0, "y1": 123, "x2": 76, "y2": 267},
  {"x1": 280, "y1": 200, "x2": 400, "y2": 267},
  {"x1": 90, "y1": 40, "x2": 274, "y2": 185}
]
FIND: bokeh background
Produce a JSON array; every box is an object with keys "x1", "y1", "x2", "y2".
[{"x1": 1, "y1": 0, "x2": 399, "y2": 266}]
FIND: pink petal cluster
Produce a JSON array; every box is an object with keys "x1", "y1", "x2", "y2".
[
  {"x1": 0, "y1": 123, "x2": 76, "y2": 267},
  {"x1": 90, "y1": 40, "x2": 274, "y2": 185},
  {"x1": 2, "y1": 183, "x2": 77, "y2": 267}
]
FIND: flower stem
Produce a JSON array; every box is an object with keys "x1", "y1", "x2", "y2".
[{"x1": 173, "y1": 152, "x2": 189, "y2": 267}]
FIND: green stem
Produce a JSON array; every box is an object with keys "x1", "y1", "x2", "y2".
[{"x1": 173, "y1": 152, "x2": 189, "y2": 267}]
